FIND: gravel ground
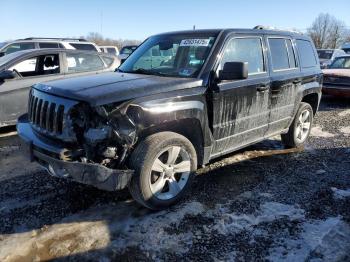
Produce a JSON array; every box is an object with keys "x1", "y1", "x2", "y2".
[{"x1": 0, "y1": 96, "x2": 349, "y2": 262}]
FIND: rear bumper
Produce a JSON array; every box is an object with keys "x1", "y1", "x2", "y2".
[
  {"x1": 323, "y1": 85, "x2": 350, "y2": 97},
  {"x1": 17, "y1": 114, "x2": 133, "y2": 191}
]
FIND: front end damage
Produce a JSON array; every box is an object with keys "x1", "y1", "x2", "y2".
[{"x1": 17, "y1": 90, "x2": 139, "y2": 191}]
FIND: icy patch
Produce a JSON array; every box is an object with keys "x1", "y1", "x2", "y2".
[
  {"x1": 213, "y1": 202, "x2": 305, "y2": 235},
  {"x1": 331, "y1": 187, "x2": 350, "y2": 199},
  {"x1": 339, "y1": 126, "x2": 350, "y2": 136},
  {"x1": 268, "y1": 217, "x2": 350, "y2": 262},
  {"x1": 310, "y1": 125, "x2": 335, "y2": 138},
  {"x1": 109, "y1": 201, "x2": 205, "y2": 256},
  {"x1": 338, "y1": 109, "x2": 350, "y2": 117}
]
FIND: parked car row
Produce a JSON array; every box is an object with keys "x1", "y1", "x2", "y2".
[{"x1": 0, "y1": 49, "x2": 120, "y2": 126}]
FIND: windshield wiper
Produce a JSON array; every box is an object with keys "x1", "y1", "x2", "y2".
[{"x1": 126, "y1": 68, "x2": 166, "y2": 76}]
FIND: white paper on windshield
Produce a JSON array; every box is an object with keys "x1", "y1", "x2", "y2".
[{"x1": 180, "y1": 39, "x2": 210, "y2": 47}]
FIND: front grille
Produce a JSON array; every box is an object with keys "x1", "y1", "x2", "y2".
[{"x1": 28, "y1": 88, "x2": 79, "y2": 141}]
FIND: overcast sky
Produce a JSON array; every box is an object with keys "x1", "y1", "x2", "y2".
[{"x1": 1, "y1": 0, "x2": 350, "y2": 42}]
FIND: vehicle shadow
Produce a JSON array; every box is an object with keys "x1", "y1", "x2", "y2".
[
  {"x1": 318, "y1": 95, "x2": 350, "y2": 111},
  {"x1": 1, "y1": 137, "x2": 349, "y2": 261}
]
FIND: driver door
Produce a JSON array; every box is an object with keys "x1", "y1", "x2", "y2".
[
  {"x1": 210, "y1": 36, "x2": 271, "y2": 157},
  {"x1": 0, "y1": 53, "x2": 64, "y2": 126}
]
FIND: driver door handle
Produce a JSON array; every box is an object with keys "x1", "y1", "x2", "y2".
[{"x1": 257, "y1": 84, "x2": 269, "y2": 92}]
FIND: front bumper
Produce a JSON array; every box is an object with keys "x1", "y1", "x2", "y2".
[
  {"x1": 323, "y1": 84, "x2": 350, "y2": 98},
  {"x1": 17, "y1": 114, "x2": 133, "y2": 191}
]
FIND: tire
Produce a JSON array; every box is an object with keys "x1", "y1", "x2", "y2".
[
  {"x1": 281, "y1": 102, "x2": 313, "y2": 148},
  {"x1": 128, "y1": 132, "x2": 197, "y2": 210}
]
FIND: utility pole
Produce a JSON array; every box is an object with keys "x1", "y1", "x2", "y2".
[
  {"x1": 100, "y1": 11, "x2": 103, "y2": 35},
  {"x1": 193, "y1": 25, "x2": 196, "y2": 30}
]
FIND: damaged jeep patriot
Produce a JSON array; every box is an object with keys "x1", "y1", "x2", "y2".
[{"x1": 17, "y1": 28, "x2": 322, "y2": 210}]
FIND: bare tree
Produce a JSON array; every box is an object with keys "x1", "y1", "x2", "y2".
[
  {"x1": 307, "y1": 13, "x2": 347, "y2": 49},
  {"x1": 83, "y1": 32, "x2": 141, "y2": 50}
]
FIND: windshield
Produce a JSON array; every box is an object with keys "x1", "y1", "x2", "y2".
[
  {"x1": 119, "y1": 33, "x2": 218, "y2": 78},
  {"x1": 329, "y1": 57, "x2": 350, "y2": 69},
  {"x1": 120, "y1": 46, "x2": 137, "y2": 55},
  {"x1": 317, "y1": 50, "x2": 333, "y2": 60},
  {"x1": 0, "y1": 42, "x2": 7, "y2": 49}
]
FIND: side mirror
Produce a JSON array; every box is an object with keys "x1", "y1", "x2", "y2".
[
  {"x1": 0, "y1": 52, "x2": 5, "y2": 57},
  {"x1": 0, "y1": 70, "x2": 16, "y2": 80},
  {"x1": 219, "y1": 62, "x2": 248, "y2": 81}
]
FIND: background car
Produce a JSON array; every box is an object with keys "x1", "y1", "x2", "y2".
[
  {"x1": 100, "y1": 46, "x2": 119, "y2": 56},
  {"x1": 0, "y1": 38, "x2": 101, "y2": 57},
  {"x1": 317, "y1": 49, "x2": 346, "y2": 68},
  {"x1": 342, "y1": 42, "x2": 350, "y2": 54},
  {"x1": 0, "y1": 49, "x2": 120, "y2": 128},
  {"x1": 118, "y1": 45, "x2": 138, "y2": 61},
  {"x1": 322, "y1": 55, "x2": 350, "y2": 97}
]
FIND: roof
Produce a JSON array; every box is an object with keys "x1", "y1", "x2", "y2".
[
  {"x1": 155, "y1": 28, "x2": 305, "y2": 37},
  {"x1": 0, "y1": 49, "x2": 115, "y2": 68}
]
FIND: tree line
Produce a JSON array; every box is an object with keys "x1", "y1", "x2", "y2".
[
  {"x1": 84, "y1": 13, "x2": 350, "y2": 50},
  {"x1": 307, "y1": 13, "x2": 350, "y2": 49}
]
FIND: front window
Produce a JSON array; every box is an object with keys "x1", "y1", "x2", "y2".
[
  {"x1": 329, "y1": 57, "x2": 350, "y2": 69},
  {"x1": 8, "y1": 54, "x2": 60, "y2": 77},
  {"x1": 119, "y1": 34, "x2": 217, "y2": 78}
]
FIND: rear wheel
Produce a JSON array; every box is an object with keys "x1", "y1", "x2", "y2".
[
  {"x1": 128, "y1": 132, "x2": 197, "y2": 210},
  {"x1": 281, "y1": 102, "x2": 313, "y2": 148}
]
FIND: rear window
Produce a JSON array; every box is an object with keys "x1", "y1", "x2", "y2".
[
  {"x1": 39, "y1": 43, "x2": 60, "y2": 48},
  {"x1": 107, "y1": 48, "x2": 117, "y2": 55},
  {"x1": 296, "y1": 40, "x2": 318, "y2": 68},
  {"x1": 317, "y1": 50, "x2": 333, "y2": 60},
  {"x1": 70, "y1": 43, "x2": 98, "y2": 51}
]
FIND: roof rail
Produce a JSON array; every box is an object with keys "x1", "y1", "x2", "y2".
[
  {"x1": 253, "y1": 25, "x2": 303, "y2": 34},
  {"x1": 21, "y1": 37, "x2": 87, "y2": 42}
]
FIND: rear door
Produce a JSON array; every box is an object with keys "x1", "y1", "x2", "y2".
[
  {"x1": 0, "y1": 52, "x2": 64, "y2": 125},
  {"x1": 265, "y1": 37, "x2": 301, "y2": 136},
  {"x1": 210, "y1": 35, "x2": 271, "y2": 157}
]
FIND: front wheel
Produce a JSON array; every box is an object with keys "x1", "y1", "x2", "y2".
[
  {"x1": 128, "y1": 132, "x2": 197, "y2": 210},
  {"x1": 281, "y1": 102, "x2": 313, "y2": 148}
]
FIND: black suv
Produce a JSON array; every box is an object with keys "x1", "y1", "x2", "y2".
[{"x1": 17, "y1": 28, "x2": 322, "y2": 210}]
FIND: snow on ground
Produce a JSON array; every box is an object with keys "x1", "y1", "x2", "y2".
[
  {"x1": 332, "y1": 187, "x2": 350, "y2": 199},
  {"x1": 339, "y1": 126, "x2": 350, "y2": 136},
  {"x1": 310, "y1": 125, "x2": 336, "y2": 138},
  {"x1": 338, "y1": 109, "x2": 350, "y2": 117}
]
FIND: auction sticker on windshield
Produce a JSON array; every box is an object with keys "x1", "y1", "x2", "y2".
[{"x1": 180, "y1": 39, "x2": 210, "y2": 47}]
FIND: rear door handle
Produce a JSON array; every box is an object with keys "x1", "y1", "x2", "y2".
[{"x1": 257, "y1": 84, "x2": 269, "y2": 92}]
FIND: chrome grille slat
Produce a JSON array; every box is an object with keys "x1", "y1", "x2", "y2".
[{"x1": 27, "y1": 89, "x2": 78, "y2": 137}]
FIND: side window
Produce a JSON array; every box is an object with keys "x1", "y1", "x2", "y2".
[
  {"x1": 268, "y1": 38, "x2": 290, "y2": 71},
  {"x1": 296, "y1": 40, "x2": 318, "y2": 68},
  {"x1": 39, "y1": 43, "x2": 60, "y2": 48},
  {"x1": 9, "y1": 57, "x2": 38, "y2": 74},
  {"x1": 9, "y1": 54, "x2": 60, "y2": 77},
  {"x1": 66, "y1": 53, "x2": 104, "y2": 73},
  {"x1": 69, "y1": 43, "x2": 98, "y2": 51},
  {"x1": 4, "y1": 42, "x2": 35, "y2": 55},
  {"x1": 151, "y1": 47, "x2": 161, "y2": 57},
  {"x1": 107, "y1": 48, "x2": 116, "y2": 55},
  {"x1": 221, "y1": 37, "x2": 265, "y2": 75}
]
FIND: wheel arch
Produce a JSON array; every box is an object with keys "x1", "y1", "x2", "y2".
[{"x1": 136, "y1": 118, "x2": 205, "y2": 166}]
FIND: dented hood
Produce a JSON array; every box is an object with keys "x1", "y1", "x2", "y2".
[{"x1": 34, "y1": 72, "x2": 202, "y2": 106}]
